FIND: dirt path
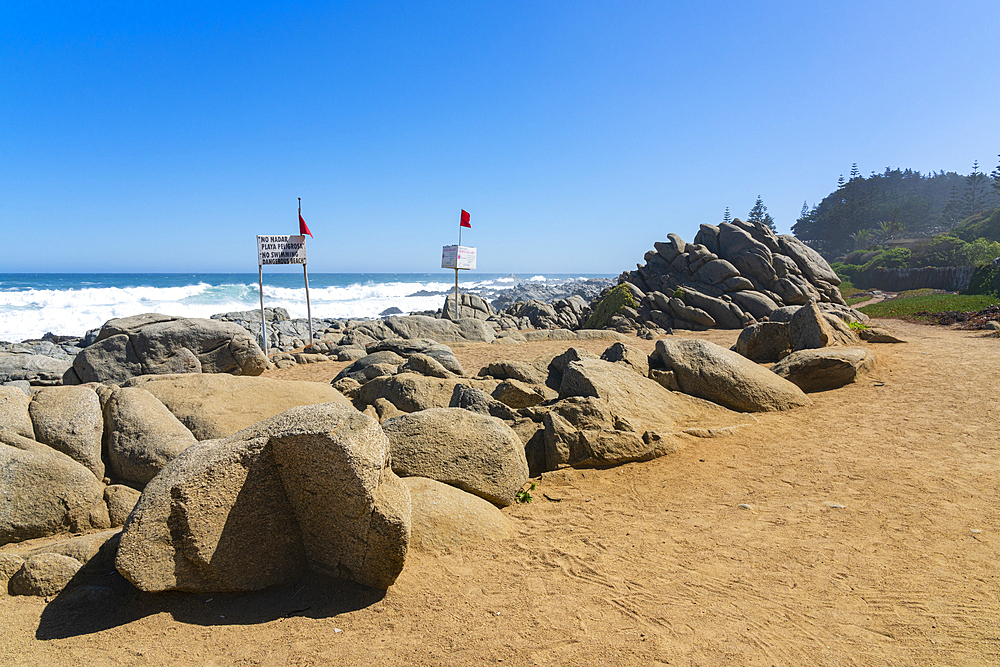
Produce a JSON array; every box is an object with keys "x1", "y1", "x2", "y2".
[{"x1": 3, "y1": 320, "x2": 999, "y2": 666}]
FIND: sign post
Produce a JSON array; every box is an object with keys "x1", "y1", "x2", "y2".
[
  {"x1": 256, "y1": 234, "x2": 311, "y2": 350},
  {"x1": 441, "y1": 245, "x2": 477, "y2": 318}
]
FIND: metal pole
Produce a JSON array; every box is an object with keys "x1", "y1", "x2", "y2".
[
  {"x1": 454, "y1": 268, "x2": 459, "y2": 320},
  {"x1": 258, "y1": 263, "x2": 268, "y2": 352},
  {"x1": 303, "y1": 262, "x2": 313, "y2": 345}
]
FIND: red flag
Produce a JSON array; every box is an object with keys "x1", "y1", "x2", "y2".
[
  {"x1": 460, "y1": 209, "x2": 471, "y2": 228},
  {"x1": 299, "y1": 213, "x2": 313, "y2": 238}
]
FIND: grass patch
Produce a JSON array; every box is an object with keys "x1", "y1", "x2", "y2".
[
  {"x1": 845, "y1": 294, "x2": 870, "y2": 306},
  {"x1": 859, "y1": 293, "x2": 999, "y2": 319}
]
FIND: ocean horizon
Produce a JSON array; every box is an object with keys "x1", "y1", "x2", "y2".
[{"x1": 0, "y1": 272, "x2": 614, "y2": 343}]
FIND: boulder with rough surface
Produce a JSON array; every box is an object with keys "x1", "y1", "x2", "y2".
[
  {"x1": 104, "y1": 386, "x2": 198, "y2": 486},
  {"x1": 650, "y1": 339, "x2": 811, "y2": 412},
  {"x1": 72, "y1": 315, "x2": 268, "y2": 384},
  {"x1": 770, "y1": 347, "x2": 876, "y2": 392},
  {"x1": 788, "y1": 300, "x2": 836, "y2": 350},
  {"x1": 402, "y1": 477, "x2": 515, "y2": 552},
  {"x1": 539, "y1": 357, "x2": 750, "y2": 469},
  {"x1": 0, "y1": 354, "x2": 71, "y2": 386},
  {"x1": 382, "y1": 408, "x2": 529, "y2": 507},
  {"x1": 8, "y1": 553, "x2": 83, "y2": 596},
  {"x1": 0, "y1": 443, "x2": 110, "y2": 545},
  {"x1": 123, "y1": 373, "x2": 353, "y2": 440},
  {"x1": 733, "y1": 321, "x2": 792, "y2": 363},
  {"x1": 28, "y1": 386, "x2": 105, "y2": 479},
  {"x1": 116, "y1": 403, "x2": 410, "y2": 593},
  {"x1": 353, "y1": 373, "x2": 499, "y2": 414},
  {"x1": 0, "y1": 386, "x2": 34, "y2": 439}
]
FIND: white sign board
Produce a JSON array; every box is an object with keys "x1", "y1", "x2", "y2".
[
  {"x1": 441, "y1": 245, "x2": 477, "y2": 270},
  {"x1": 258, "y1": 235, "x2": 307, "y2": 265}
]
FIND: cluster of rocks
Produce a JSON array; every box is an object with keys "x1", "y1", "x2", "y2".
[
  {"x1": 608, "y1": 218, "x2": 851, "y2": 333},
  {"x1": 0, "y1": 314, "x2": 270, "y2": 390}
]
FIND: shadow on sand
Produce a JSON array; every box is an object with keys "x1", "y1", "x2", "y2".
[{"x1": 36, "y1": 569, "x2": 386, "y2": 640}]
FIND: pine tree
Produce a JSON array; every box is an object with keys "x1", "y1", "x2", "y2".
[
  {"x1": 800, "y1": 201, "x2": 809, "y2": 220},
  {"x1": 964, "y1": 160, "x2": 989, "y2": 215},
  {"x1": 942, "y1": 184, "x2": 963, "y2": 227},
  {"x1": 747, "y1": 196, "x2": 776, "y2": 232},
  {"x1": 722, "y1": 207, "x2": 732, "y2": 224},
  {"x1": 991, "y1": 154, "x2": 1000, "y2": 199}
]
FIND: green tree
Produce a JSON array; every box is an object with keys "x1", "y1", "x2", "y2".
[
  {"x1": 747, "y1": 196, "x2": 776, "y2": 232},
  {"x1": 991, "y1": 154, "x2": 1000, "y2": 199},
  {"x1": 849, "y1": 229, "x2": 873, "y2": 250},
  {"x1": 722, "y1": 207, "x2": 732, "y2": 224},
  {"x1": 965, "y1": 160, "x2": 989, "y2": 215},
  {"x1": 942, "y1": 184, "x2": 964, "y2": 227}
]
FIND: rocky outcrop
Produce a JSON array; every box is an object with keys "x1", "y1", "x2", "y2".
[
  {"x1": 610, "y1": 220, "x2": 847, "y2": 332},
  {"x1": 650, "y1": 339, "x2": 811, "y2": 412},
  {"x1": 382, "y1": 408, "x2": 529, "y2": 507},
  {"x1": 116, "y1": 403, "x2": 410, "y2": 593},
  {"x1": 70, "y1": 315, "x2": 268, "y2": 384}
]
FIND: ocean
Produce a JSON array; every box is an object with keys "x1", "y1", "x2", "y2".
[{"x1": 0, "y1": 273, "x2": 613, "y2": 343}]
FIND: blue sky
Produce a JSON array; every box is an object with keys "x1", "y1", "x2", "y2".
[{"x1": 2, "y1": 1, "x2": 998, "y2": 274}]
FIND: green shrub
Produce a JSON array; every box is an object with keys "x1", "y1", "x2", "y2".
[
  {"x1": 964, "y1": 263, "x2": 1000, "y2": 297},
  {"x1": 582, "y1": 283, "x2": 638, "y2": 329},
  {"x1": 953, "y1": 206, "x2": 1000, "y2": 243},
  {"x1": 861, "y1": 247, "x2": 912, "y2": 270}
]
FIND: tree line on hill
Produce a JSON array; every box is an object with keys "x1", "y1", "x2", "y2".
[{"x1": 788, "y1": 158, "x2": 1000, "y2": 260}]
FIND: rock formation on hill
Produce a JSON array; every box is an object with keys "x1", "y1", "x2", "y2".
[{"x1": 612, "y1": 218, "x2": 851, "y2": 331}]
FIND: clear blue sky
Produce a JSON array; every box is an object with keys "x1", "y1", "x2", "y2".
[{"x1": 3, "y1": 1, "x2": 998, "y2": 273}]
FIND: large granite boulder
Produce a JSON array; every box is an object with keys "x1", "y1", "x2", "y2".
[
  {"x1": 0, "y1": 441, "x2": 110, "y2": 545},
  {"x1": 443, "y1": 293, "x2": 495, "y2": 321},
  {"x1": 733, "y1": 321, "x2": 792, "y2": 363},
  {"x1": 116, "y1": 403, "x2": 410, "y2": 592},
  {"x1": 334, "y1": 351, "x2": 407, "y2": 384},
  {"x1": 382, "y1": 408, "x2": 529, "y2": 507},
  {"x1": 402, "y1": 477, "x2": 515, "y2": 552},
  {"x1": 537, "y1": 355, "x2": 750, "y2": 470},
  {"x1": 351, "y1": 315, "x2": 495, "y2": 344},
  {"x1": 788, "y1": 300, "x2": 836, "y2": 350},
  {"x1": 650, "y1": 339, "x2": 811, "y2": 412},
  {"x1": 770, "y1": 347, "x2": 876, "y2": 392},
  {"x1": 71, "y1": 315, "x2": 268, "y2": 384},
  {"x1": 28, "y1": 386, "x2": 105, "y2": 479},
  {"x1": 104, "y1": 387, "x2": 198, "y2": 486},
  {"x1": 0, "y1": 354, "x2": 71, "y2": 386},
  {"x1": 8, "y1": 553, "x2": 83, "y2": 596},
  {"x1": 0, "y1": 386, "x2": 34, "y2": 439},
  {"x1": 122, "y1": 373, "x2": 354, "y2": 440},
  {"x1": 366, "y1": 338, "x2": 464, "y2": 375},
  {"x1": 352, "y1": 373, "x2": 500, "y2": 414}
]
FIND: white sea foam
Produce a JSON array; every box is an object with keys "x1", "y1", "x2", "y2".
[
  {"x1": 1, "y1": 279, "x2": 465, "y2": 341},
  {"x1": 0, "y1": 273, "x2": 609, "y2": 342}
]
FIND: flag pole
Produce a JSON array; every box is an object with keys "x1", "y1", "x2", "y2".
[
  {"x1": 258, "y1": 262, "x2": 268, "y2": 352},
  {"x1": 455, "y1": 211, "x2": 462, "y2": 319},
  {"x1": 300, "y1": 198, "x2": 313, "y2": 346}
]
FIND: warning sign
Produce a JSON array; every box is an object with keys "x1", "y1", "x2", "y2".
[{"x1": 257, "y1": 235, "x2": 307, "y2": 265}]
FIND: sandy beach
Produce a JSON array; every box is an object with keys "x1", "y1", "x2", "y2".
[{"x1": 3, "y1": 319, "x2": 998, "y2": 666}]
